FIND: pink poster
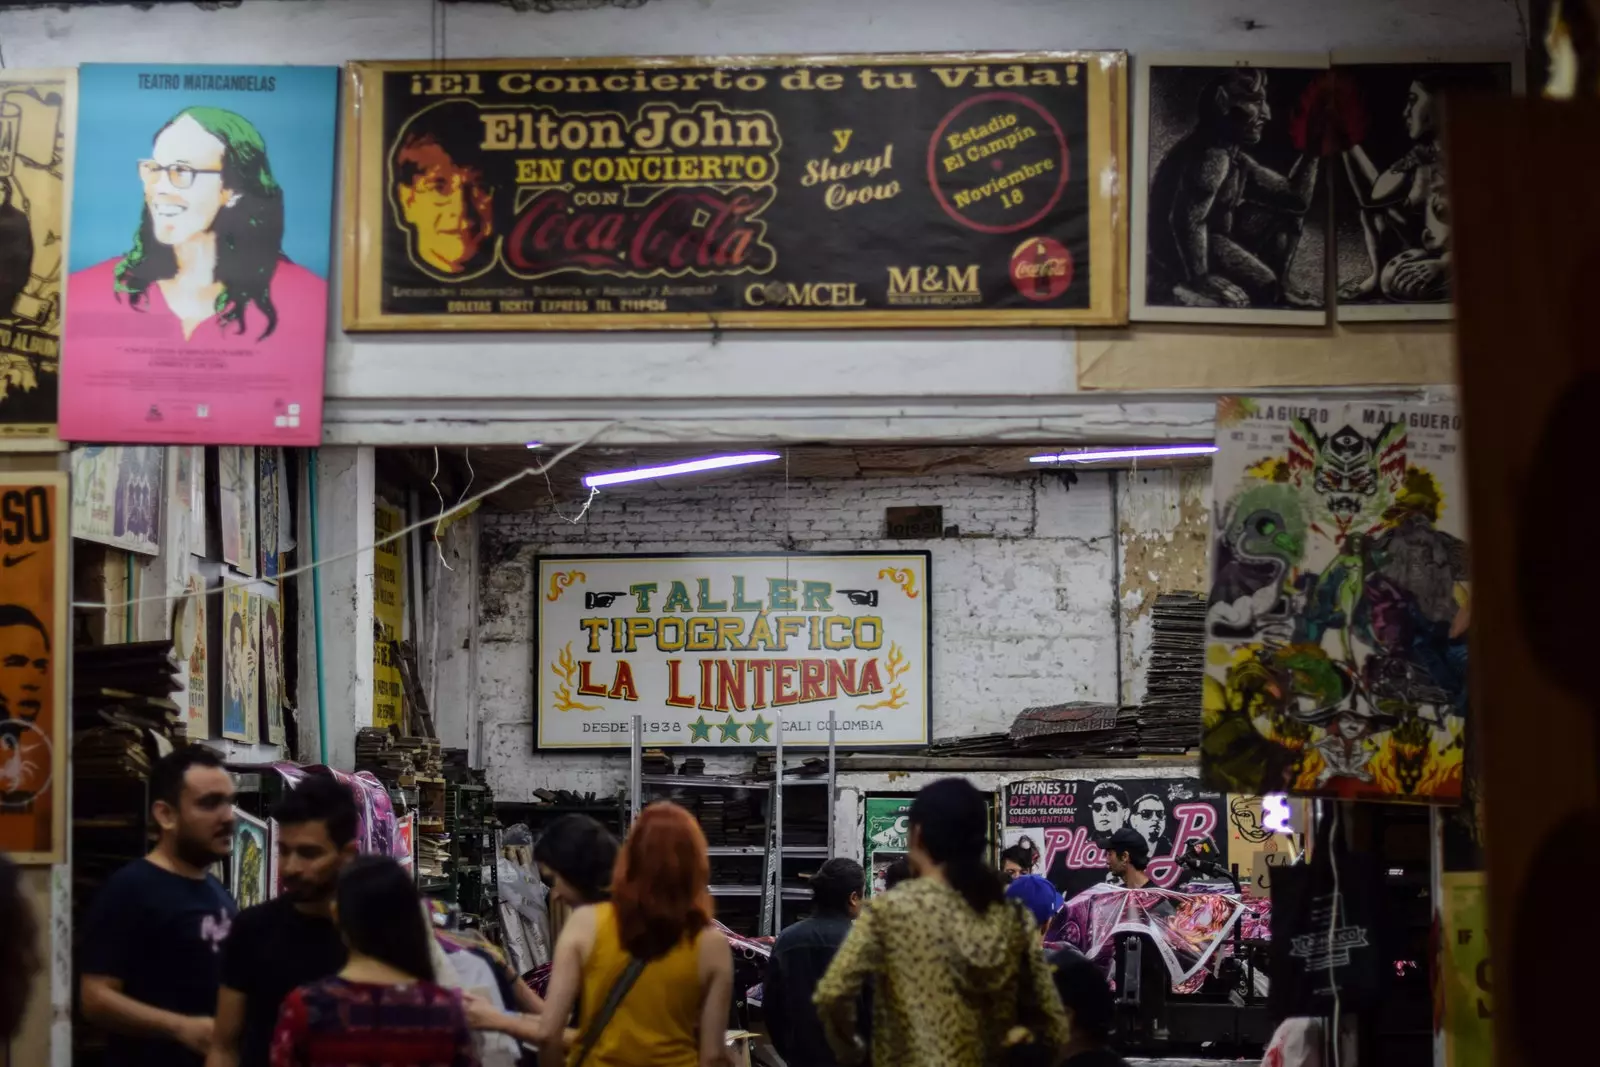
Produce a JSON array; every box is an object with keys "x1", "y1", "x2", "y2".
[{"x1": 60, "y1": 64, "x2": 336, "y2": 444}]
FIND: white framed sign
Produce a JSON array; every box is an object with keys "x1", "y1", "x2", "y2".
[{"x1": 534, "y1": 552, "x2": 932, "y2": 749}]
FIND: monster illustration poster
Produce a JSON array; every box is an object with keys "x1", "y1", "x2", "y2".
[
  {"x1": 217, "y1": 445, "x2": 256, "y2": 576},
  {"x1": 257, "y1": 446, "x2": 280, "y2": 579},
  {"x1": 1002, "y1": 775, "x2": 1227, "y2": 899},
  {"x1": 1132, "y1": 55, "x2": 1330, "y2": 325},
  {"x1": 0, "y1": 72, "x2": 73, "y2": 448},
  {"x1": 0, "y1": 473, "x2": 68, "y2": 863},
  {"x1": 1202, "y1": 396, "x2": 1469, "y2": 803},
  {"x1": 1327, "y1": 52, "x2": 1522, "y2": 322},
  {"x1": 232, "y1": 809, "x2": 269, "y2": 910},
  {"x1": 259, "y1": 592, "x2": 285, "y2": 746},
  {"x1": 219, "y1": 583, "x2": 259, "y2": 743},
  {"x1": 60, "y1": 64, "x2": 337, "y2": 445},
  {"x1": 69, "y1": 445, "x2": 164, "y2": 555}
]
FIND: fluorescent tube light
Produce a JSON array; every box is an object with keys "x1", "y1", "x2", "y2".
[
  {"x1": 1028, "y1": 444, "x2": 1218, "y2": 464},
  {"x1": 583, "y1": 453, "x2": 782, "y2": 489}
]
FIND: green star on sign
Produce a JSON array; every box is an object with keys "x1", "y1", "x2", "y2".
[
  {"x1": 746, "y1": 714, "x2": 773, "y2": 743},
  {"x1": 718, "y1": 715, "x2": 744, "y2": 743},
  {"x1": 689, "y1": 716, "x2": 712, "y2": 743}
]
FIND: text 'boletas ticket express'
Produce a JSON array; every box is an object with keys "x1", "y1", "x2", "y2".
[{"x1": 343, "y1": 54, "x2": 1127, "y2": 330}]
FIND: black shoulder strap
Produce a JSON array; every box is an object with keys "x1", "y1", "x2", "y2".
[{"x1": 570, "y1": 956, "x2": 647, "y2": 1067}]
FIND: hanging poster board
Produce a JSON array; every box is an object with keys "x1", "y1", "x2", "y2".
[
  {"x1": 342, "y1": 53, "x2": 1127, "y2": 331},
  {"x1": 535, "y1": 552, "x2": 931, "y2": 749},
  {"x1": 218, "y1": 445, "x2": 256, "y2": 576},
  {"x1": 260, "y1": 592, "x2": 285, "y2": 745},
  {"x1": 178, "y1": 572, "x2": 208, "y2": 740},
  {"x1": 0, "y1": 472, "x2": 68, "y2": 863},
  {"x1": 1202, "y1": 396, "x2": 1469, "y2": 803},
  {"x1": 0, "y1": 71, "x2": 74, "y2": 449},
  {"x1": 1002, "y1": 774, "x2": 1227, "y2": 899},
  {"x1": 863, "y1": 795, "x2": 911, "y2": 896},
  {"x1": 220, "y1": 583, "x2": 259, "y2": 743},
  {"x1": 70, "y1": 445, "x2": 164, "y2": 555},
  {"x1": 61, "y1": 64, "x2": 337, "y2": 445},
  {"x1": 373, "y1": 500, "x2": 405, "y2": 731},
  {"x1": 232, "y1": 809, "x2": 268, "y2": 909}
]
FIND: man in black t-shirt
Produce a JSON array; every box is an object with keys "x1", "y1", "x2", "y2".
[
  {"x1": 81, "y1": 746, "x2": 239, "y2": 1067},
  {"x1": 1049, "y1": 948, "x2": 1130, "y2": 1067},
  {"x1": 208, "y1": 775, "x2": 358, "y2": 1067}
]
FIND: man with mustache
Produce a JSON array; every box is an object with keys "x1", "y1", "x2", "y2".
[
  {"x1": 206, "y1": 775, "x2": 358, "y2": 1067},
  {"x1": 81, "y1": 747, "x2": 238, "y2": 1067}
]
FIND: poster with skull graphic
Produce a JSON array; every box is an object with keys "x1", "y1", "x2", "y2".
[{"x1": 1202, "y1": 396, "x2": 1469, "y2": 803}]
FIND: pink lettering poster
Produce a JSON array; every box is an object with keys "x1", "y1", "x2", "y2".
[{"x1": 60, "y1": 65, "x2": 336, "y2": 444}]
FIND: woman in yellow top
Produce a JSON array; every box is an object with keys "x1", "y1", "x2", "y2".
[
  {"x1": 815, "y1": 778, "x2": 1070, "y2": 1067},
  {"x1": 535, "y1": 801, "x2": 734, "y2": 1067}
]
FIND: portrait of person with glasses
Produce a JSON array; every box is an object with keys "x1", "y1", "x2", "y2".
[{"x1": 67, "y1": 105, "x2": 323, "y2": 347}]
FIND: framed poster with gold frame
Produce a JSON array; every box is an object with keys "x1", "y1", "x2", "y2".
[
  {"x1": 0, "y1": 471, "x2": 69, "y2": 864},
  {"x1": 342, "y1": 53, "x2": 1127, "y2": 331}
]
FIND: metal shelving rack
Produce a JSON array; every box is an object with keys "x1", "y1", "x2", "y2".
[{"x1": 626, "y1": 712, "x2": 839, "y2": 935}]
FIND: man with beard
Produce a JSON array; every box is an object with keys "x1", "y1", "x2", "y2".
[
  {"x1": 81, "y1": 746, "x2": 238, "y2": 1067},
  {"x1": 206, "y1": 775, "x2": 358, "y2": 1067}
]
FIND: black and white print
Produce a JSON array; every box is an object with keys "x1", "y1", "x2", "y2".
[
  {"x1": 1329, "y1": 53, "x2": 1521, "y2": 322},
  {"x1": 1133, "y1": 54, "x2": 1330, "y2": 325}
]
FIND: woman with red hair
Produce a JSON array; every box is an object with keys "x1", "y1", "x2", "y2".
[{"x1": 534, "y1": 801, "x2": 733, "y2": 1067}]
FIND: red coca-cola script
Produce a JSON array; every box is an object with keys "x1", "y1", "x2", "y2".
[{"x1": 505, "y1": 187, "x2": 777, "y2": 276}]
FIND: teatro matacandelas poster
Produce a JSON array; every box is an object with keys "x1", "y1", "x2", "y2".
[
  {"x1": 1201, "y1": 397, "x2": 1469, "y2": 803},
  {"x1": 535, "y1": 553, "x2": 931, "y2": 749},
  {"x1": 61, "y1": 64, "x2": 337, "y2": 445},
  {"x1": 343, "y1": 54, "x2": 1127, "y2": 330}
]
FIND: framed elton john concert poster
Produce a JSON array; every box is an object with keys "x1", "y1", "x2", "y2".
[{"x1": 61, "y1": 64, "x2": 337, "y2": 445}]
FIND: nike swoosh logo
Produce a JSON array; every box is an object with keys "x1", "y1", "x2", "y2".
[{"x1": 2, "y1": 552, "x2": 35, "y2": 567}]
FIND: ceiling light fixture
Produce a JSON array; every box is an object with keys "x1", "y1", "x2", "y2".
[
  {"x1": 583, "y1": 452, "x2": 782, "y2": 489},
  {"x1": 525, "y1": 441, "x2": 543, "y2": 449},
  {"x1": 1028, "y1": 444, "x2": 1218, "y2": 464}
]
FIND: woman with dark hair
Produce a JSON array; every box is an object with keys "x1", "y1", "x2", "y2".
[
  {"x1": 0, "y1": 854, "x2": 41, "y2": 1042},
  {"x1": 534, "y1": 814, "x2": 618, "y2": 907},
  {"x1": 270, "y1": 856, "x2": 476, "y2": 1067},
  {"x1": 528, "y1": 802, "x2": 733, "y2": 1067},
  {"x1": 815, "y1": 778, "x2": 1068, "y2": 1067},
  {"x1": 70, "y1": 106, "x2": 322, "y2": 345}
]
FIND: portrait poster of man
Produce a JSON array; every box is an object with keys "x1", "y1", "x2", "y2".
[
  {"x1": 0, "y1": 72, "x2": 73, "y2": 449},
  {"x1": 1202, "y1": 396, "x2": 1469, "y2": 803},
  {"x1": 1327, "y1": 53, "x2": 1522, "y2": 322},
  {"x1": 60, "y1": 64, "x2": 337, "y2": 445},
  {"x1": 179, "y1": 572, "x2": 208, "y2": 740},
  {"x1": 217, "y1": 444, "x2": 256, "y2": 576},
  {"x1": 1132, "y1": 54, "x2": 1330, "y2": 325},
  {"x1": 259, "y1": 592, "x2": 284, "y2": 746},
  {"x1": 257, "y1": 445, "x2": 280, "y2": 579},
  {"x1": 69, "y1": 444, "x2": 163, "y2": 555},
  {"x1": 219, "y1": 583, "x2": 259, "y2": 743},
  {"x1": 0, "y1": 472, "x2": 67, "y2": 863}
]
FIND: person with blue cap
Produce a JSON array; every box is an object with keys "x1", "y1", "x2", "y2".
[{"x1": 1004, "y1": 873, "x2": 1063, "y2": 931}]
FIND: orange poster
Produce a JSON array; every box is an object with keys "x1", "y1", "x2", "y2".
[{"x1": 0, "y1": 472, "x2": 67, "y2": 863}]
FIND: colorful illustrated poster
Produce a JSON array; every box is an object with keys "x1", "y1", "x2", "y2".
[
  {"x1": 260, "y1": 592, "x2": 285, "y2": 745},
  {"x1": 372, "y1": 500, "x2": 404, "y2": 731},
  {"x1": 218, "y1": 445, "x2": 256, "y2": 575},
  {"x1": 1328, "y1": 53, "x2": 1521, "y2": 323},
  {"x1": 1133, "y1": 55, "x2": 1330, "y2": 326},
  {"x1": 0, "y1": 473, "x2": 68, "y2": 863},
  {"x1": 61, "y1": 64, "x2": 337, "y2": 444},
  {"x1": 220, "y1": 583, "x2": 258, "y2": 742},
  {"x1": 0, "y1": 72, "x2": 73, "y2": 448},
  {"x1": 69, "y1": 444, "x2": 163, "y2": 555},
  {"x1": 343, "y1": 54, "x2": 1128, "y2": 330},
  {"x1": 863, "y1": 796, "x2": 911, "y2": 896},
  {"x1": 180, "y1": 573, "x2": 208, "y2": 740},
  {"x1": 535, "y1": 552, "x2": 932, "y2": 749},
  {"x1": 395, "y1": 812, "x2": 415, "y2": 875},
  {"x1": 1003, "y1": 775, "x2": 1227, "y2": 899},
  {"x1": 258, "y1": 446, "x2": 280, "y2": 579},
  {"x1": 1202, "y1": 397, "x2": 1469, "y2": 802},
  {"x1": 232, "y1": 809, "x2": 268, "y2": 909}
]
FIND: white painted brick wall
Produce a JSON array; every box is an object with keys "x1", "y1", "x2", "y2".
[{"x1": 474, "y1": 471, "x2": 1124, "y2": 802}]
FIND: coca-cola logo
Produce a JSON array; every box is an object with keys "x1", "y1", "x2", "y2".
[
  {"x1": 505, "y1": 186, "x2": 778, "y2": 277},
  {"x1": 1009, "y1": 235, "x2": 1074, "y2": 301},
  {"x1": 1015, "y1": 257, "x2": 1068, "y2": 279}
]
